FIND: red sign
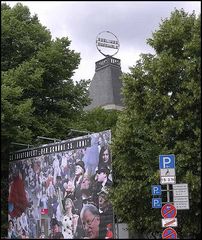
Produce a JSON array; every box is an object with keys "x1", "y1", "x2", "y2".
[
  {"x1": 41, "y1": 208, "x2": 48, "y2": 215},
  {"x1": 162, "y1": 227, "x2": 177, "y2": 239},
  {"x1": 161, "y1": 203, "x2": 177, "y2": 218}
]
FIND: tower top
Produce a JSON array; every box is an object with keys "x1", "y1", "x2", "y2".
[{"x1": 95, "y1": 56, "x2": 121, "y2": 72}]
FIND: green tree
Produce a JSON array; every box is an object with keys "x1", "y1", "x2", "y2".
[
  {"x1": 110, "y1": 9, "x2": 201, "y2": 238},
  {"x1": 70, "y1": 107, "x2": 119, "y2": 136},
  {"x1": 1, "y1": 2, "x2": 90, "y2": 155},
  {"x1": 1, "y1": 3, "x2": 90, "y2": 236}
]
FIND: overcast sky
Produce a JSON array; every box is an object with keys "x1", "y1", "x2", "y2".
[{"x1": 4, "y1": 1, "x2": 201, "y2": 83}]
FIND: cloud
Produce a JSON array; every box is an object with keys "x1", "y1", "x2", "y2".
[{"x1": 3, "y1": 1, "x2": 201, "y2": 82}]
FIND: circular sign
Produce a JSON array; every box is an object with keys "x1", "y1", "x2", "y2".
[
  {"x1": 96, "y1": 31, "x2": 120, "y2": 57},
  {"x1": 161, "y1": 203, "x2": 177, "y2": 218},
  {"x1": 162, "y1": 227, "x2": 177, "y2": 239}
]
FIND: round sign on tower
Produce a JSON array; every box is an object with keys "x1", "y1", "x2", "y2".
[{"x1": 96, "y1": 31, "x2": 120, "y2": 57}]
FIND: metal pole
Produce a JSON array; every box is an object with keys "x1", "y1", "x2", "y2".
[
  {"x1": 116, "y1": 217, "x2": 119, "y2": 239},
  {"x1": 69, "y1": 129, "x2": 92, "y2": 134},
  {"x1": 167, "y1": 184, "x2": 170, "y2": 203},
  {"x1": 11, "y1": 142, "x2": 34, "y2": 148},
  {"x1": 37, "y1": 136, "x2": 61, "y2": 142}
]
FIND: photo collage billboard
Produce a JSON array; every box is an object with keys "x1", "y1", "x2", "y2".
[{"x1": 8, "y1": 130, "x2": 114, "y2": 239}]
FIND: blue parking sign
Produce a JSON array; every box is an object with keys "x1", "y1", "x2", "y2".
[
  {"x1": 152, "y1": 185, "x2": 161, "y2": 195},
  {"x1": 152, "y1": 198, "x2": 162, "y2": 208},
  {"x1": 159, "y1": 154, "x2": 175, "y2": 169}
]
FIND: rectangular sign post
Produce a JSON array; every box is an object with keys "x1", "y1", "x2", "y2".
[
  {"x1": 152, "y1": 185, "x2": 161, "y2": 195},
  {"x1": 153, "y1": 154, "x2": 190, "y2": 238},
  {"x1": 159, "y1": 155, "x2": 176, "y2": 185},
  {"x1": 174, "y1": 200, "x2": 190, "y2": 210},
  {"x1": 152, "y1": 198, "x2": 162, "y2": 208},
  {"x1": 173, "y1": 184, "x2": 189, "y2": 210},
  {"x1": 162, "y1": 218, "x2": 178, "y2": 228},
  {"x1": 159, "y1": 155, "x2": 175, "y2": 169},
  {"x1": 151, "y1": 185, "x2": 162, "y2": 208},
  {"x1": 160, "y1": 168, "x2": 175, "y2": 176},
  {"x1": 160, "y1": 176, "x2": 176, "y2": 185},
  {"x1": 159, "y1": 154, "x2": 178, "y2": 239}
]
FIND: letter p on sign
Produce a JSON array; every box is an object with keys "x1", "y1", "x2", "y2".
[
  {"x1": 152, "y1": 185, "x2": 161, "y2": 195},
  {"x1": 163, "y1": 157, "x2": 171, "y2": 168},
  {"x1": 159, "y1": 155, "x2": 175, "y2": 169}
]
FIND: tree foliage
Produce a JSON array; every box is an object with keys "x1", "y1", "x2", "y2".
[
  {"x1": 1, "y1": 2, "x2": 90, "y2": 236},
  {"x1": 1, "y1": 2, "x2": 90, "y2": 151},
  {"x1": 110, "y1": 9, "x2": 201, "y2": 238},
  {"x1": 71, "y1": 107, "x2": 119, "y2": 135}
]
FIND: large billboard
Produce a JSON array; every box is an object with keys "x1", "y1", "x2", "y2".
[{"x1": 8, "y1": 130, "x2": 114, "y2": 239}]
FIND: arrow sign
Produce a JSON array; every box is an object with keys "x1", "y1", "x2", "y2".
[{"x1": 160, "y1": 168, "x2": 175, "y2": 177}]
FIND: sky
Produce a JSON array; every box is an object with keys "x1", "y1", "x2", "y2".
[{"x1": 4, "y1": 1, "x2": 201, "y2": 83}]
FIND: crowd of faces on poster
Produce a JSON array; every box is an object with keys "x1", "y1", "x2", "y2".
[{"x1": 8, "y1": 130, "x2": 114, "y2": 239}]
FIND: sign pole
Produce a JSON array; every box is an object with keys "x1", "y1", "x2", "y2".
[
  {"x1": 152, "y1": 154, "x2": 190, "y2": 238},
  {"x1": 167, "y1": 184, "x2": 170, "y2": 203}
]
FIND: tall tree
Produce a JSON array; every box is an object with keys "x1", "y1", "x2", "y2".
[
  {"x1": 110, "y1": 9, "x2": 201, "y2": 238},
  {"x1": 70, "y1": 107, "x2": 119, "y2": 135},
  {"x1": 1, "y1": 3, "x2": 90, "y2": 236},
  {"x1": 1, "y1": 2, "x2": 90, "y2": 155}
]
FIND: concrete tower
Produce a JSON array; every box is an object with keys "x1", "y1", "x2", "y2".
[{"x1": 85, "y1": 56, "x2": 123, "y2": 110}]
